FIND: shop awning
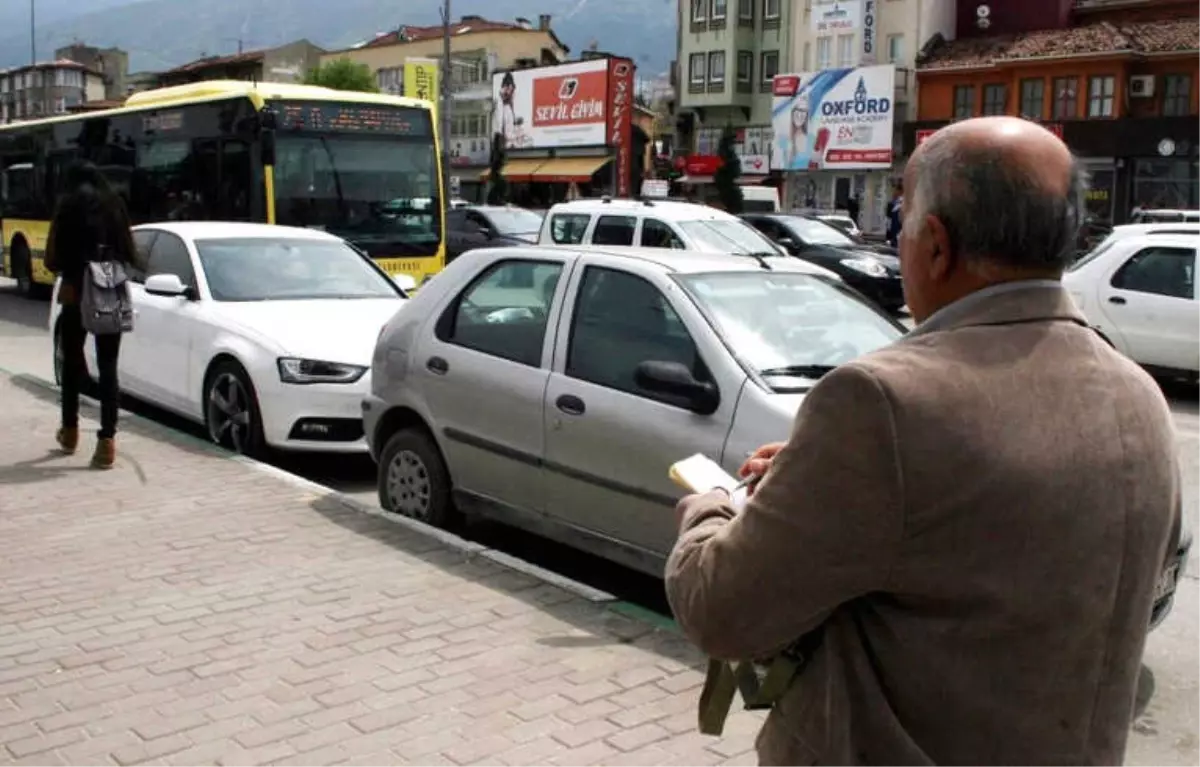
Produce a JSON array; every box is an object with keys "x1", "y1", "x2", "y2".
[
  {"x1": 479, "y1": 158, "x2": 547, "y2": 182},
  {"x1": 531, "y1": 156, "x2": 611, "y2": 183}
]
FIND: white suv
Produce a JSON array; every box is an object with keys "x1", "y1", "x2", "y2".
[{"x1": 538, "y1": 198, "x2": 791, "y2": 256}]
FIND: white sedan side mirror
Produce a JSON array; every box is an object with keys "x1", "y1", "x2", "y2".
[
  {"x1": 145, "y1": 273, "x2": 188, "y2": 297},
  {"x1": 393, "y1": 274, "x2": 418, "y2": 292}
]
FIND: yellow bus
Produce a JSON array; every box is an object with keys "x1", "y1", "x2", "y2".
[{"x1": 0, "y1": 80, "x2": 446, "y2": 297}]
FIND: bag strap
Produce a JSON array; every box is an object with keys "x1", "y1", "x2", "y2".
[{"x1": 696, "y1": 630, "x2": 824, "y2": 736}]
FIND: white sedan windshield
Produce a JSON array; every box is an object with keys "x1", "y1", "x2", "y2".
[
  {"x1": 677, "y1": 271, "x2": 902, "y2": 375},
  {"x1": 678, "y1": 219, "x2": 782, "y2": 254},
  {"x1": 196, "y1": 238, "x2": 399, "y2": 302}
]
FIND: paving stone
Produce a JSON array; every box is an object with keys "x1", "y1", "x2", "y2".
[{"x1": 0, "y1": 375, "x2": 762, "y2": 766}]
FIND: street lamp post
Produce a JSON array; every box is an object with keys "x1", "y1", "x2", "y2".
[
  {"x1": 30, "y1": 0, "x2": 36, "y2": 65},
  {"x1": 441, "y1": 0, "x2": 453, "y2": 206}
]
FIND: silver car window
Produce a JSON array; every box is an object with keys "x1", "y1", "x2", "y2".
[
  {"x1": 567, "y1": 266, "x2": 706, "y2": 403},
  {"x1": 441, "y1": 259, "x2": 564, "y2": 367}
]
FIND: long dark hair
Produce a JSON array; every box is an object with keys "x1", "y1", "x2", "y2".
[{"x1": 48, "y1": 162, "x2": 137, "y2": 266}]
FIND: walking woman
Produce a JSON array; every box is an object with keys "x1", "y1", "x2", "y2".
[{"x1": 45, "y1": 163, "x2": 139, "y2": 469}]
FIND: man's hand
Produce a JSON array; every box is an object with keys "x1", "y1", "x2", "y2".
[{"x1": 739, "y1": 442, "x2": 786, "y2": 495}]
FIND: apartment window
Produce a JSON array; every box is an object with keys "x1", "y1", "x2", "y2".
[
  {"x1": 691, "y1": 0, "x2": 706, "y2": 22},
  {"x1": 1052, "y1": 77, "x2": 1078, "y2": 119},
  {"x1": 981, "y1": 84, "x2": 1005, "y2": 116},
  {"x1": 688, "y1": 52, "x2": 707, "y2": 91},
  {"x1": 803, "y1": 42, "x2": 811, "y2": 71},
  {"x1": 836, "y1": 35, "x2": 855, "y2": 67},
  {"x1": 954, "y1": 85, "x2": 976, "y2": 119},
  {"x1": 738, "y1": 0, "x2": 754, "y2": 25},
  {"x1": 1087, "y1": 75, "x2": 1115, "y2": 117},
  {"x1": 886, "y1": 34, "x2": 904, "y2": 64},
  {"x1": 763, "y1": 0, "x2": 780, "y2": 27},
  {"x1": 708, "y1": 51, "x2": 726, "y2": 90},
  {"x1": 737, "y1": 51, "x2": 754, "y2": 92},
  {"x1": 1162, "y1": 74, "x2": 1191, "y2": 117},
  {"x1": 760, "y1": 50, "x2": 779, "y2": 91},
  {"x1": 816, "y1": 37, "x2": 832, "y2": 70},
  {"x1": 1019, "y1": 78, "x2": 1044, "y2": 120},
  {"x1": 711, "y1": 0, "x2": 727, "y2": 19}
]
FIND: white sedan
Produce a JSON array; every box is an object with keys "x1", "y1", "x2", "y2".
[
  {"x1": 49, "y1": 222, "x2": 412, "y2": 455},
  {"x1": 1064, "y1": 232, "x2": 1198, "y2": 380}
]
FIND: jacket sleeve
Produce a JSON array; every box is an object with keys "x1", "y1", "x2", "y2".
[
  {"x1": 664, "y1": 362, "x2": 906, "y2": 661},
  {"x1": 44, "y1": 225, "x2": 59, "y2": 274}
]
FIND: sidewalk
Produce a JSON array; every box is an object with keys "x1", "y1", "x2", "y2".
[{"x1": 0, "y1": 373, "x2": 762, "y2": 766}]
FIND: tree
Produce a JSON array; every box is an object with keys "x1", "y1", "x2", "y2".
[
  {"x1": 303, "y1": 59, "x2": 379, "y2": 92},
  {"x1": 486, "y1": 133, "x2": 508, "y2": 205},
  {"x1": 714, "y1": 125, "x2": 744, "y2": 214}
]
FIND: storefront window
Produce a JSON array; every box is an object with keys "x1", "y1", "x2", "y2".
[
  {"x1": 1019, "y1": 79, "x2": 1044, "y2": 120},
  {"x1": 1053, "y1": 77, "x2": 1078, "y2": 119},
  {"x1": 1085, "y1": 168, "x2": 1114, "y2": 226},
  {"x1": 953, "y1": 85, "x2": 975, "y2": 119},
  {"x1": 1087, "y1": 76, "x2": 1115, "y2": 118},
  {"x1": 1162, "y1": 75, "x2": 1192, "y2": 117},
  {"x1": 1132, "y1": 158, "x2": 1199, "y2": 211},
  {"x1": 982, "y1": 84, "x2": 1006, "y2": 116}
]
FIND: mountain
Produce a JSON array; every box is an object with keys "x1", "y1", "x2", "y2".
[{"x1": 0, "y1": 0, "x2": 676, "y2": 77}]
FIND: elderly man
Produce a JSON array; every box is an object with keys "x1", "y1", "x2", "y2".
[{"x1": 665, "y1": 116, "x2": 1180, "y2": 765}]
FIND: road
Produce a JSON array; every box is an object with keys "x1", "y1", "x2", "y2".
[{"x1": 0, "y1": 278, "x2": 1196, "y2": 765}]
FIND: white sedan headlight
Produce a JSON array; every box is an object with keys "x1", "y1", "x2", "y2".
[
  {"x1": 277, "y1": 358, "x2": 367, "y2": 385},
  {"x1": 840, "y1": 257, "x2": 888, "y2": 278}
]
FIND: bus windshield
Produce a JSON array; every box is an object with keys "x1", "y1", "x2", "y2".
[{"x1": 273, "y1": 135, "x2": 441, "y2": 255}]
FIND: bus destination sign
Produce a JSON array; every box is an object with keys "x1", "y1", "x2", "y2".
[{"x1": 273, "y1": 102, "x2": 431, "y2": 136}]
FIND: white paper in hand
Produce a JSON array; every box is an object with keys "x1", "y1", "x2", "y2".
[{"x1": 669, "y1": 454, "x2": 740, "y2": 494}]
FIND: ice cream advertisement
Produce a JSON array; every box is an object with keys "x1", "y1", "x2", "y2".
[{"x1": 770, "y1": 65, "x2": 896, "y2": 171}]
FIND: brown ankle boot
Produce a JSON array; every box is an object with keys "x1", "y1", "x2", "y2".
[
  {"x1": 91, "y1": 438, "x2": 115, "y2": 470},
  {"x1": 56, "y1": 427, "x2": 79, "y2": 455}
]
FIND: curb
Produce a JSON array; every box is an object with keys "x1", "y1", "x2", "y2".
[{"x1": 4, "y1": 369, "x2": 683, "y2": 629}]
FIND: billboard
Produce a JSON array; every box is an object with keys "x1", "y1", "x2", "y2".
[
  {"x1": 771, "y1": 65, "x2": 895, "y2": 171},
  {"x1": 494, "y1": 58, "x2": 626, "y2": 150},
  {"x1": 812, "y1": 0, "x2": 860, "y2": 35},
  {"x1": 403, "y1": 59, "x2": 440, "y2": 112},
  {"x1": 492, "y1": 57, "x2": 635, "y2": 194}
]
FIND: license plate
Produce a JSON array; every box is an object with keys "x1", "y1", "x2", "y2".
[{"x1": 1154, "y1": 564, "x2": 1179, "y2": 601}]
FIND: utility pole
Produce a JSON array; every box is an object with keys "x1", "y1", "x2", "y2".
[
  {"x1": 29, "y1": 0, "x2": 36, "y2": 65},
  {"x1": 441, "y1": 0, "x2": 453, "y2": 207}
]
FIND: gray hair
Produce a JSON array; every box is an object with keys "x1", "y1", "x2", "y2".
[{"x1": 904, "y1": 136, "x2": 1088, "y2": 271}]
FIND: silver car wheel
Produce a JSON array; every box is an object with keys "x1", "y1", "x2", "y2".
[
  {"x1": 207, "y1": 372, "x2": 252, "y2": 453},
  {"x1": 387, "y1": 449, "x2": 432, "y2": 519}
]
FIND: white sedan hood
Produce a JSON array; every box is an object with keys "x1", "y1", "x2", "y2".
[{"x1": 214, "y1": 298, "x2": 405, "y2": 365}]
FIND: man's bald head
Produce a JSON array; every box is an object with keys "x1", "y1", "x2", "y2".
[{"x1": 904, "y1": 117, "x2": 1086, "y2": 272}]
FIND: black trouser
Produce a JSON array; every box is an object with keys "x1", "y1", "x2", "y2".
[{"x1": 59, "y1": 304, "x2": 121, "y2": 439}]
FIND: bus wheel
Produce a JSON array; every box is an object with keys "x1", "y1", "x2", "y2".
[{"x1": 12, "y1": 242, "x2": 36, "y2": 299}]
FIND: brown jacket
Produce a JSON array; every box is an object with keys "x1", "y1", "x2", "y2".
[{"x1": 665, "y1": 282, "x2": 1180, "y2": 765}]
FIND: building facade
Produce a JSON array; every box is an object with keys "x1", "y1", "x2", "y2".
[
  {"x1": 0, "y1": 61, "x2": 106, "y2": 124},
  {"x1": 156, "y1": 40, "x2": 325, "y2": 89},
  {"x1": 676, "y1": 0, "x2": 793, "y2": 187},
  {"x1": 324, "y1": 15, "x2": 569, "y2": 202},
  {"x1": 54, "y1": 44, "x2": 129, "y2": 101},
  {"x1": 908, "y1": 0, "x2": 1199, "y2": 225},
  {"x1": 776, "y1": 0, "x2": 953, "y2": 233}
]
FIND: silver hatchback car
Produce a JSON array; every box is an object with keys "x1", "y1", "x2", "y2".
[{"x1": 363, "y1": 246, "x2": 907, "y2": 575}]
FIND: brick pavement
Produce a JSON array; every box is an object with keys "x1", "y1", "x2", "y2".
[{"x1": 0, "y1": 373, "x2": 763, "y2": 766}]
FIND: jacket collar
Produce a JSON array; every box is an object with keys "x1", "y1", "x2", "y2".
[{"x1": 907, "y1": 279, "x2": 1088, "y2": 339}]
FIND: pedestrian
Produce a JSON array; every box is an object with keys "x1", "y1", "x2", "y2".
[
  {"x1": 665, "y1": 116, "x2": 1180, "y2": 765},
  {"x1": 885, "y1": 180, "x2": 903, "y2": 246},
  {"x1": 45, "y1": 163, "x2": 140, "y2": 470},
  {"x1": 845, "y1": 192, "x2": 860, "y2": 227}
]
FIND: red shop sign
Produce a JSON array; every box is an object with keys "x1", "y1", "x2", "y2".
[{"x1": 684, "y1": 154, "x2": 723, "y2": 176}]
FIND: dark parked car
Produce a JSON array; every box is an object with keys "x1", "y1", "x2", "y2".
[
  {"x1": 742, "y1": 212, "x2": 906, "y2": 312},
  {"x1": 446, "y1": 206, "x2": 545, "y2": 263}
]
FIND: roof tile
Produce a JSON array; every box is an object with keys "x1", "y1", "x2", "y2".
[{"x1": 919, "y1": 16, "x2": 1198, "y2": 70}]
